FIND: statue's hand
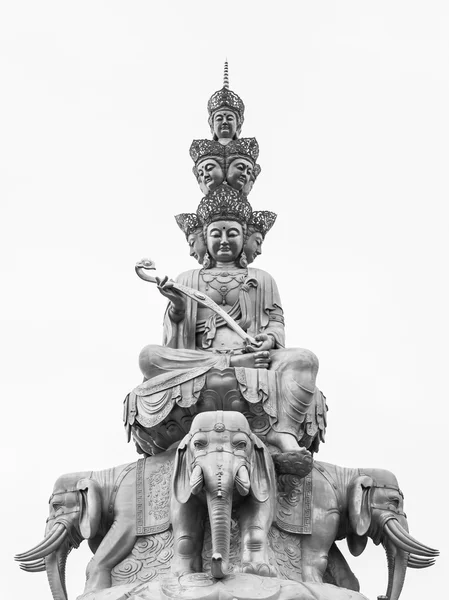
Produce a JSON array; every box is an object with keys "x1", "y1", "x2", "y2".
[
  {"x1": 251, "y1": 333, "x2": 274, "y2": 352},
  {"x1": 156, "y1": 276, "x2": 186, "y2": 312}
]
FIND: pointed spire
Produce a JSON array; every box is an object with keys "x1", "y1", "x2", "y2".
[{"x1": 223, "y1": 60, "x2": 229, "y2": 89}]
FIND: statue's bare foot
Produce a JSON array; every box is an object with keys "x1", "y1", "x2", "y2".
[
  {"x1": 273, "y1": 448, "x2": 313, "y2": 477},
  {"x1": 237, "y1": 562, "x2": 278, "y2": 577}
]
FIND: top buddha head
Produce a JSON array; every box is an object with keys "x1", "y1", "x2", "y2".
[{"x1": 207, "y1": 62, "x2": 245, "y2": 145}]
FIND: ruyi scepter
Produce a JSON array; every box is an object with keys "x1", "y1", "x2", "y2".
[{"x1": 135, "y1": 258, "x2": 259, "y2": 347}]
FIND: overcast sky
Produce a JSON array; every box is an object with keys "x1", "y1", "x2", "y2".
[{"x1": 1, "y1": 2, "x2": 447, "y2": 599}]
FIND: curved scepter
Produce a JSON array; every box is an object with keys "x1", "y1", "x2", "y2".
[{"x1": 135, "y1": 259, "x2": 258, "y2": 346}]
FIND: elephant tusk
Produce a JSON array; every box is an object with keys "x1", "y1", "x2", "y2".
[
  {"x1": 235, "y1": 465, "x2": 250, "y2": 496},
  {"x1": 20, "y1": 559, "x2": 46, "y2": 573},
  {"x1": 408, "y1": 555, "x2": 436, "y2": 569},
  {"x1": 189, "y1": 464, "x2": 204, "y2": 495},
  {"x1": 384, "y1": 520, "x2": 439, "y2": 557},
  {"x1": 15, "y1": 523, "x2": 66, "y2": 561},
  {"x1": 15, "y1": 525, "x2": 67, "y2": 562}
]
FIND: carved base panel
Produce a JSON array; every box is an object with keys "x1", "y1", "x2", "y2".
[{"x1": 77, "y1": 576, "x2": 369, "y2": 600}]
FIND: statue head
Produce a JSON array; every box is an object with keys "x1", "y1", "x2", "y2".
[
  {"x1": 207, "y1": 63, "x2": 245, "y2": 143},
  {"x1": 194, "y1": 158, "x2": 225, "y2": 195},
  {"x1": 226, "y1": 157, "x2": 253, "y2": 192},
  {"x1": 175, "y1": 213, "x2": 207, "y2": 264},
  {"x1": 244, "y1": 211, "x2": 277, "y2": 264},
  {"x1": 206, "y1": 219, "x2": 245, "y2": 265},
  {"x1": 197, "y1": 184, "x2": 252, "y2": 268},
  {"x1": 190, "y1": 139, "x2": 226, "y2": 195},
  {"x1": 210, "y1": 109, "x2": 240, "y2": 142},
  {"x1": 224, "y1": 138, "x2": 260, "y2": 194}
]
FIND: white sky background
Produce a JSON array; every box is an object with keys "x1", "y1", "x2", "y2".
[{"x1": 0, "y1": 2, "x2": 447, "y2": 598}]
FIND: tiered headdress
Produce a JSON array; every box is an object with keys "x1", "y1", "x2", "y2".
[
  {"x1": 175, "y1": 213, "x2": 201, "y2": 238},
  {"x1": 248, "y1": 211, "x2": 277, "y2": 238},
  {"x1": 176, "y1": 63, "x2": 276, "y2": 252}
]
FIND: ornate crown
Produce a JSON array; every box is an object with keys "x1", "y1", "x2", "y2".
[
  {"x1": 196, "y1": 184, "x2": 252, "y2": 227},
  {"x1": 207, "y1": 62, "x2": 245, "y2": 126},
  {"x1": 189, "y1": 139, "x2": 226, "y2": 165},
  {"x1": 248, "y1": 211, "x2": 277, "y2": 238},
  {"x1": 225, "y1": 137, "x2": 259, "y2": 164},
  {"x1": 174, "y1": 213, "x2": 201, "y2": 238}
]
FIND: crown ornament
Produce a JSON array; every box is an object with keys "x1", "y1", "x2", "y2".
[
  {"x1": 248, "y1": 211, "x2": 277, "y2": 238},
  {"x1": 175, "y1": 213, "x2": 201, "y2": 238},
  {"x1": 225, "y1": 137, "x2": 259, "y2": 164},
  {"x1": 189, "y1": 139, "x2": 226, "y2": 165},
  {"x1": 196, "y1": 184, "x2": 252, "y2": 227}
]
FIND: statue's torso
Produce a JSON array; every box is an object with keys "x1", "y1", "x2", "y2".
[{"x1": 195, "y1": 267, "x2": 248, "y2": 350}]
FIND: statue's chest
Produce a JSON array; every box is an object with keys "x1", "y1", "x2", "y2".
[{"x1": 198, "y1": 270, "x2": 247, "y2": 307}]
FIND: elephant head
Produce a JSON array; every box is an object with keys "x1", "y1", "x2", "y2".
[
  {"x1": 15, "y1": 472, "x2": 102, "y2": 600},
  {"x1": 347, "y1": 468, "x2": 439, "y2": 600},
  {"x1": 173, "y1": 410, "x2": 274, "y2": 579}
]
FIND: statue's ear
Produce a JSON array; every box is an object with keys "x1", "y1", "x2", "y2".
[
  {"x1": 347, "y1": 532, "x2": 368, "y2": 556},
  {"x1": 173, "y1": 435, "x2": 192, "y2": 504},
  {"x1": 348, "y1": 475, "x2": 373, "y2": 537},
  {"x1": 250, "y1": 435, "x2": 273, "y2": 503},
  {"x1": 76, "y1": 478, "x2": 101, "y2": 539}
]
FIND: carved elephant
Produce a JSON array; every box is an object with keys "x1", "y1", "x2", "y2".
[
  {"x1": 172, "y1": 410, "x2": 277, "y2": 579},
  {"x1": 15, "y1": 459, "x2": 158, "y2": 599},
  {"x1": 278, "y1": 460, "x2": 439, "y2": 600}
]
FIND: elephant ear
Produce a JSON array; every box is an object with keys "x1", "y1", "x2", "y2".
[
  {"x1": 347, "y1": 532, "x2": 368, "y2": 557},
  {"x1": 76, "y1": 478, "x2": 101, "y2": 540},
  {"x1": 348, "y1": 474, "x2": 373, "y2": 539},
  {"x1": 173, "y1": 434, "x2": 192, "y2": 504},
  {"x1": 250, "y1": 435, "x2": 273, "y2": 503}
]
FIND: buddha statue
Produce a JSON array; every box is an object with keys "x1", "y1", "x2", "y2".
[{"x1": 125, "y1": 185, "x2": 326, "y2": 470}]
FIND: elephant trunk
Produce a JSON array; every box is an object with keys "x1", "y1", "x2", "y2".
[
  {"x1": 45, "y1": 539, "x2": 72, "y2": 600},
  {"x1": 381, "y1": 517, "x2": 439, "y2": 600},
  {"x1": 384, "y1": 538, "x2": 408, "y2": 600},
  {"x1": 207, "y1": 494, "x2": 233, "y2": 579}
]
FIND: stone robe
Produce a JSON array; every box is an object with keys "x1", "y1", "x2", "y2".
[{"x1": 124, "y1": 268, "x2": 327, "y2": 455}]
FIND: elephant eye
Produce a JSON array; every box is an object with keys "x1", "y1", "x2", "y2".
[
  {"x1": 235, "y1": 441, "x2": 247, "y2": 449},
  {"x1": 193, "y1": 439, "x2": 208, "y2": 449}
]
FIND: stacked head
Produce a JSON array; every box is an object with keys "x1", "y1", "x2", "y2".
[{"x1": 177, "y1": 62, "x2": 275, "y2": 266}]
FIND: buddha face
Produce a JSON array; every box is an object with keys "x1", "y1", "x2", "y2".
[
  {"x1": 187, "y1": 229, "x2": 206, "y2": 264},
  {"x1": 244, "y1": 229, "x2": 264, "y2": 264},
  {"x1": 206, "y1": 220, "x2": 244, "y2": 264},
  {"x1": 226, "y1": 158, "x2": 253, "y2": 191},
  {"x1": 196, "y1": 158, "x2": 224, "y2": 194},
  {"x1": 212, "y1": 110, "x2": 238, "y2": 140}
]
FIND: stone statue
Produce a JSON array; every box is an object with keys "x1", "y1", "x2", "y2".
[
  {"x1": 16, "y1": 62, "x2": 439, "y2": 600},
  {"x1": 125, "y1": 184, "x2": 326, "y2": 470}
]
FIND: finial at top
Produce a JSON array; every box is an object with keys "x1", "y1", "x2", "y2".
[{"x1": 223, "y1": 60, "x2": 229, "y2": 89}]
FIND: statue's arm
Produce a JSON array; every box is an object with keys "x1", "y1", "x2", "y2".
[{"x1": 264, "y1": 306, "x2": 285, "y2": 349}]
